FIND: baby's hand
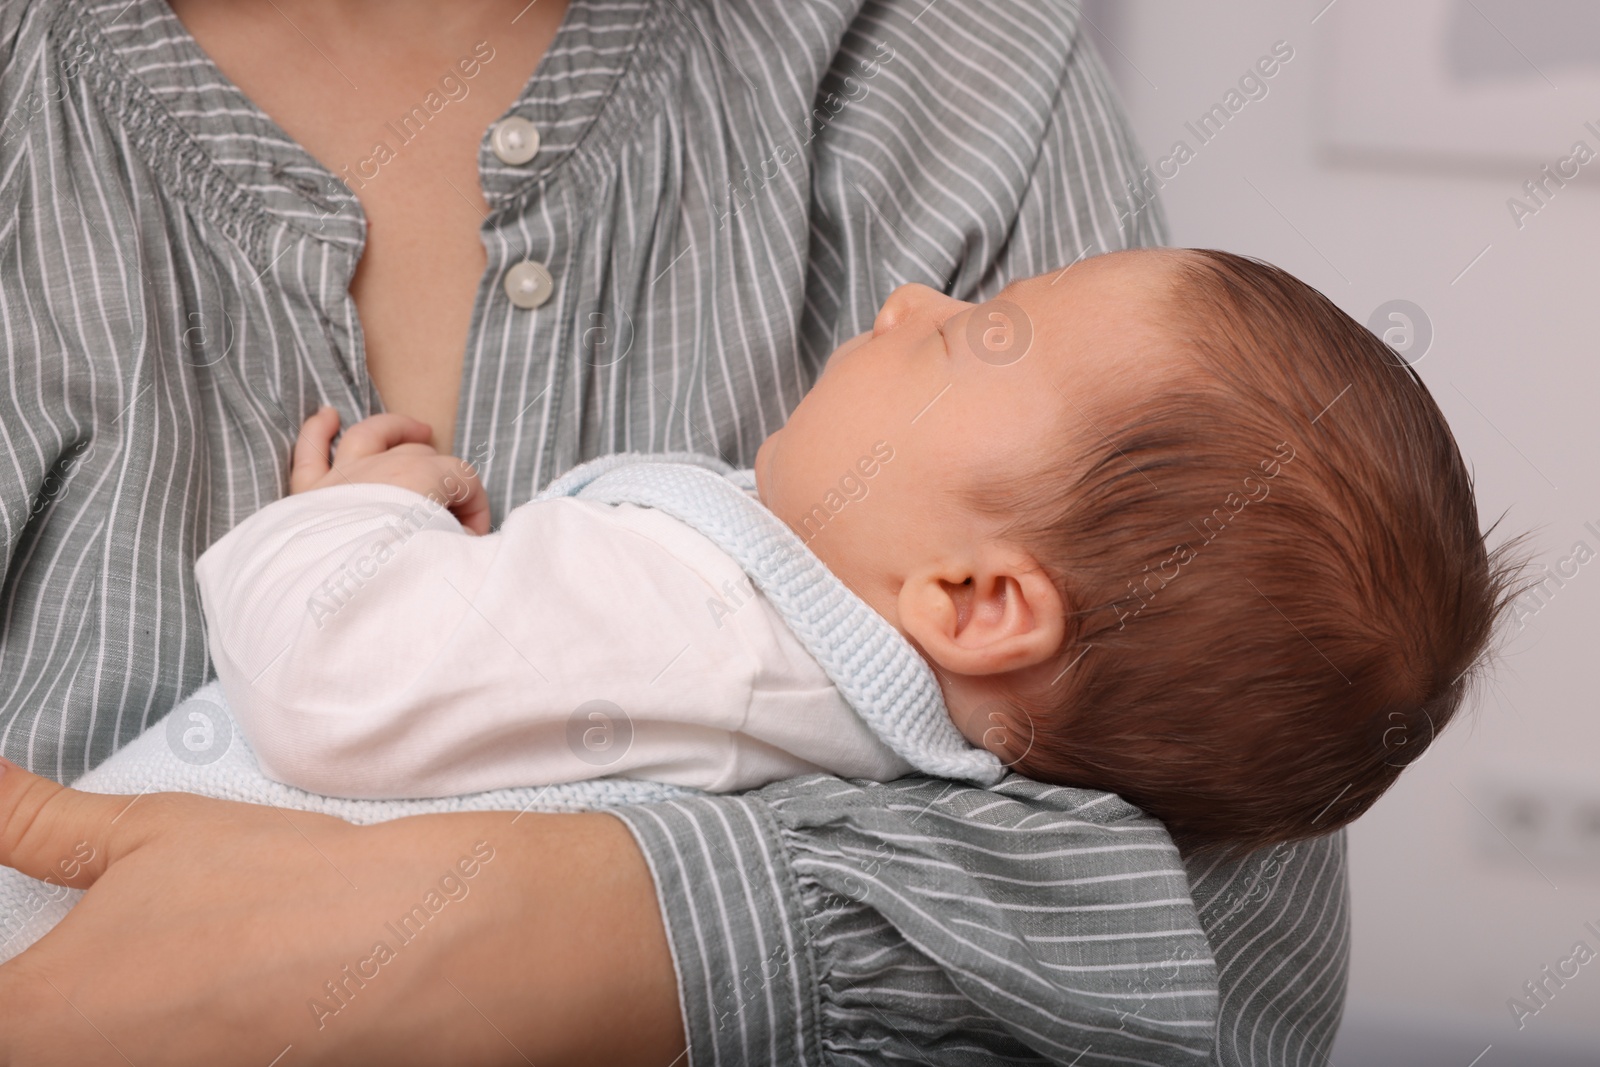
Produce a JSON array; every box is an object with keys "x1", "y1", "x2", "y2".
[{"x1": 288, "y1": 407, "x2": 491, "y2": 535}]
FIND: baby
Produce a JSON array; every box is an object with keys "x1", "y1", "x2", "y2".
[{"x1": 193, "y1": 247, "x2": 1516, "y2": 856}]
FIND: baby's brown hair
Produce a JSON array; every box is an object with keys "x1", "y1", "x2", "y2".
[{"x1": 977, "y1": 249, "x2": 1524, "y2": 856}]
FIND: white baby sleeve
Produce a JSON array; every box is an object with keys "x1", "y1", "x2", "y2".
[{"x1": 193, "y1": 484, "x2": 881, "y2": 798}]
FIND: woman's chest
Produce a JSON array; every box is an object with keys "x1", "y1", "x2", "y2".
[
  {"x1": 19, "y1": 0, "x2": 885, "y2": 531},
  {"x1": 165, "y1": 0, "x2": 569, "y2": 449}
]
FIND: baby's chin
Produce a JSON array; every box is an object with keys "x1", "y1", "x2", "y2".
[{"x1": 753, "y1": 431, "x2": 777, "y2": 505}]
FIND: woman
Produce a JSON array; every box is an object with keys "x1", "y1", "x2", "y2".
[{"x1": 0, "y1": 0, "x2": 1348, "y2": 1062}]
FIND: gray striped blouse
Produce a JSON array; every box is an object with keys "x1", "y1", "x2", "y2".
[{"x1": 0, "y1": 0, "x2": 1348, "y2": 1062}]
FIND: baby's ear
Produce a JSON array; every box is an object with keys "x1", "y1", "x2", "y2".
[{"x1": 897, "y1": 546, "x2": 1066, "y2": 678}]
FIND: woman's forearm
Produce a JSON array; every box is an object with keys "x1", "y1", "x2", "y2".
[
  {"x1": 0, "y1": 762, "x2": 683, "y2": 1066},
  {"x1": 419, "y1": 809, "x2": 687, "y2": 1066}
]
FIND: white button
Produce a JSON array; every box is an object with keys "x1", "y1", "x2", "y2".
[
  {"x1": 504, "y1": 260, "x2": 554, "y2": 309},
  {"x1": 490, "y1": 117, "x2": 541, "y2": 165}
]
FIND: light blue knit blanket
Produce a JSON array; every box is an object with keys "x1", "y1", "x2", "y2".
[{"x1": 0, "y1": 453, "x2": 1001, "y2": 960}]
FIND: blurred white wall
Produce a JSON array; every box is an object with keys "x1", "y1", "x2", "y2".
[{"x1": 1083, "y1": 1, "x2": 1600, "y2": 1062}]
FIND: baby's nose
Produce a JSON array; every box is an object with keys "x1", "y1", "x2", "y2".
[{"x1": 872, "y1": 283, "x2": 947, "y2": 336}]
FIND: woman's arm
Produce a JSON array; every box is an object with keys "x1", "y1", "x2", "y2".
[{"x1": 0, "y1": 760, "x2": 684, "y2": 1066}]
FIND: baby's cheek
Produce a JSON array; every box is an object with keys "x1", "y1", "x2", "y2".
[{"x1": 820, "y1": 332, "x2": 872, "y2": 378}]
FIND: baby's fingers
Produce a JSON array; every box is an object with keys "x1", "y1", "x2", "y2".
[
  {"x1": 289, "y1": 405, "x2": 340, "y2": 494},
  {"x1": 335, "y1": 413, "x2": 436, "y2": 465},
  {"x1": 440, "y1": 458, "x2": 491, "y2": 536}
]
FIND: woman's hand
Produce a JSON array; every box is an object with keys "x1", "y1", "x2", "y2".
[
  {"x1": 290, "y1": 406, "x2": 492, "y2": 535},
  {"x1": 0, "y1": 760, "x2": 684, "y2": 1066}
]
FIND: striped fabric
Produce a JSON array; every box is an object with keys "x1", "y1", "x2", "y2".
[
  {"x1": 0, "y1": 0, "x2": 1347, "y2": 1062},
  {"x1": 615, "y1": 777, "x2": 1349, "y2": 1066},
  {"x1": 615, "y1": 776, "x2": 1221, "y2": 1066},
  {"x1": 1186, "y1": 838, "x2": 1350, "y2": 1064}
]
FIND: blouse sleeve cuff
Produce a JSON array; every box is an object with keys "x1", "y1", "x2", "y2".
[{"x1": 605, "y1": 796, "x2": 823, "y2": 1067}]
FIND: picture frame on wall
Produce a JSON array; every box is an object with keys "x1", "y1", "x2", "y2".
[{"x1": 1317, "y1": 0, "x2": 1600, "y2": 174}]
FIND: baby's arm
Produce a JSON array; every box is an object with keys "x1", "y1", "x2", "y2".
[
  {"x1": 195, "y1": 416, "x2": 479, "y2": 791},
  {"x1": 196, "y1": 411, "x2": 781, "y2": 799},
  {"x1": 196, "y1": 409, "x2": 516, "y2": 795}
]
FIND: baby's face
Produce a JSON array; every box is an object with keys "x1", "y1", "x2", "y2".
[{"x1": 754, "y1": 250, "x2": 1183, "y2": 609}]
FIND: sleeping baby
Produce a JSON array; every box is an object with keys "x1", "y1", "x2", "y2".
[
  {"x1": 0, "y1": 247, "x2": 1520, "y2": 964},
  {"x1": 182, "y1": 246, "x2": 1515, "y2": 858},
  {"x1": 0, "y1": 248, "x2": 1520, "y2": 961}
]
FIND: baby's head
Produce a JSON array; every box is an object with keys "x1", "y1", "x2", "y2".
[{"x1": 755, "y1": 248, "x2": 1521, "y2": 855}]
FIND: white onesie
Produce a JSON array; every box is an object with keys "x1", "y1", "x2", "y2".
[{"x1": 194, "y1": 481, "x2": 914, "y2": 799}]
